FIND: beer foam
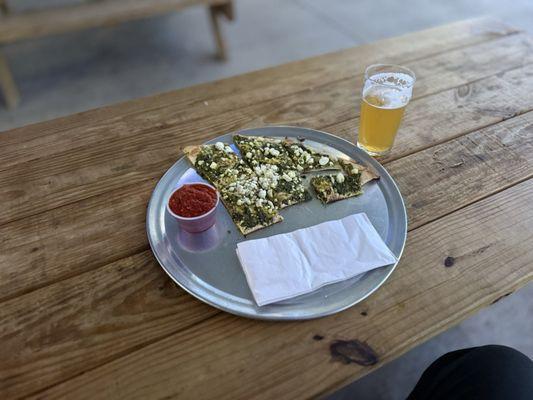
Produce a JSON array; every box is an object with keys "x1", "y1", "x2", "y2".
[
  {"x1": 369, "y1": 72, "x2": 414, "y2": 89},
  {"x1": 363, "y1": 72, "x2": 414, "y2": 109}
]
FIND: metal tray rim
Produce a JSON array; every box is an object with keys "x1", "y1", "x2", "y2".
[{"x1": 146, "y1": 126, "x2": 407, "y2": 320}]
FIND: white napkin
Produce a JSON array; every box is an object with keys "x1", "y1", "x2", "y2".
[{"x1": 236, "y1": 213, "x2": 398, "y2": 306}]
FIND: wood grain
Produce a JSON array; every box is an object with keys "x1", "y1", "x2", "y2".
[
  {"x1": 1, "y1": 19, "x2": 532, "y2": 400},
  {"x1": 1, "y1": 101, "x2": 531, "y2": 301},
  {"x1": 28, "y1": 180, "x2": 533, "y2": 399},
  {"x1": 0, "y1": 0, "x2": 230, "y2": 44},
  {"x1": 0, "y1": 179, "x2": 156, "y2": 302},
  {"x1": 0, "y1": 18, "x2": 516, "y2": 167},
  {"x1": 388, "y1": 111, "x2": 533, "y2": 228},
  {"x1": 2, "y1": 55, "x2": 532, "y2": 226},
  {"x1": 327, "y1": 62, "x2": 533, "y2": 160},
  {"x1": 1, "y1": 114, "x2": 531, "y2": 396},
  {"x1": 0, "y1": 251, "x2": 218, "y2": 399}
]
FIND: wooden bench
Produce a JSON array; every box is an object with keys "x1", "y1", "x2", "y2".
[{"x1": 0, "y1": 0, "x2": 234, "y2": 109}]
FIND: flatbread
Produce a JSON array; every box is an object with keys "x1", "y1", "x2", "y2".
[
  {"x1": 181, "y1": 138, "x2": 381, "y2": 233},
  {"x1": 218, "y1": 195, "x2": 283, "y2": 235},
  {"x1": 183, "y1": 145, "x2": 202, "y2": 165},
  {"x1": 234, "y1": 135, "x2": 310, "y2": 209},
  {"x1": 283, "y1": 138, "x2": 341, "y2": 172},
  {"x1": 234, "y1": 134, "x2": 296, "y2": 169},
  {"x1": 310, "y1": 173, "x2": 362, "y2": 204},
  {"x1": 311, "y1": 160, "x2": 380, "y2": 204},
  {"x1": 237, "y1": 213, "x2": 283, "y2": 235},
  {"x1": 338, "y1": 158, "x2": 379, "y2": 186}
]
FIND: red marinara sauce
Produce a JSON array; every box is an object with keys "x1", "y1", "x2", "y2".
[{"x1": 169, "y1": 184, "x2": 218, "y2": 218}]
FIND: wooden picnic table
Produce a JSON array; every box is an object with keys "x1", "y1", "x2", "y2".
[{"x1": 1, "y1": 17, "x2": 532, "y2": 399}]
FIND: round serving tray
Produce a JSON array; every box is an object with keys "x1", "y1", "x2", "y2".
[{"x1": 146, "y1": 126, "x2": 407, "y2": 320}]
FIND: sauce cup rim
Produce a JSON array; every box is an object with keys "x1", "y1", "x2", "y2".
[{"x1": 166, "y1": 182, "x2": 220, "y2": 221}]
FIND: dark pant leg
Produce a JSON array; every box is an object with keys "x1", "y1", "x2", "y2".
[{"x1": 406, "y1": 345, "x2": 533, "y2": 400}]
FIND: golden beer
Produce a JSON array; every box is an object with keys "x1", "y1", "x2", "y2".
[{"x1": 357, "y1": 65, "x2": 415, "y2": 156}]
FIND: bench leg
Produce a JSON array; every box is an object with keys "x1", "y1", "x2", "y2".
[
  {"x1": 0, "y1": 53, "x2": 20, "y2": 109},
  {"x1": 0, "y1": 0, "x2": 8, "y2": 15},
  {"x1": 208, "y1": 2, "x2": 234, "y2": 60}
]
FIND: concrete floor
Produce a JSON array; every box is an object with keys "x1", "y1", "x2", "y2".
[{"x1": 1, "y1": 0, "x2": 532, "y2": 398}]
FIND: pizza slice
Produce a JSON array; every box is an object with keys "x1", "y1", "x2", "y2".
[
  {"x1": 310, "y1": 159, "x2": 379, "y2": 204},
  {"x1": 283, "y1": 138, "x2": 340, "y2": 172}
]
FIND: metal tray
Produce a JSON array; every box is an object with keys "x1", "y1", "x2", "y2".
[{"x1": 146, "y1": 126, "x2": 407, "y2": 320}]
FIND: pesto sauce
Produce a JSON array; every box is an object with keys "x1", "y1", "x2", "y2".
[
  {"x1": 335, "y1": 174, "x2": 361, "y2": 194},
  {"x1": 235, "y1": 135, "x2": 295, "y2": 170},
  {"x1": 310, "y1": 176, "x2": 334, "y2": 203},
  {"x1": 310, "y1": 172, "x2": 362, "y2": 203},
  {"x1": 285, "y1": 142, "x2": 336, "y2": 171},
  {"x1": 194, "y1": 146, "x2": 239, "y2": 184},
  {"x1": 235, "y1": 204, "x2": 274, "y2": 229}
]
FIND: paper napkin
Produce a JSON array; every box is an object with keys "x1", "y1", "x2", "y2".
[{"x1": 236, "y1": 213, "x2": 398, "y2": 306}]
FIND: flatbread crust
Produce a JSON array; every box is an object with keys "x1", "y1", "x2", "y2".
[
  {"x1": 340, "y1": 159, "x2": 379, "y2": 186},
  {"x1": 278, "y1": 189, "x2": 312, "y2": 210},
  {"x1": 182, "y1": 145, "x2": 202, "y2": 165},
  {"x1": 361, "y1": 168, "x2": 379, "y2": 186},
  {"x1": 237, "y1": 213, "x2": 284, "y2": 235},
  {"x1": 311, "y1": 159, "x2": 380, "y2": 204},
  {"x1": 310, "y1": 175, "x2": 361, "y2": 204},
  {"x1": 217, "y1": 195, "x2": 283, "y2": 235},
  {"x1": 322, "y1": 190, "x2": 363, "y2": 204}
]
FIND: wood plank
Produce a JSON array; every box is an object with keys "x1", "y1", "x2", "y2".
[
  {"x1": 1, "y1": 113, "x2": 531, "y2": 394},
  {"x1": 0, "y1": 179, "x2": 155, "y2": 302},
  {"x1": 2, "y1": 54, "x2": 533, "y2": 225},
  {"x1": 0, "y1": 106, "x2": 531, "y2": 303},
  {"x1": 0, "y1": 0, "x2": 230, "y2": 44},
  {"x1": 0, "y1": 18, "x2": 517, "y2": 166},
  {"x1": 326, "y1": 60, "x2": 533, "y2": 161},
  {"x1": 388, "y1": 113, "x2": 533, "y2": 229},
  {"x1": 0, "y1": 251, "x2": 218, "y2": 399},
  {"x1": 1, "y1": 20, "x2": 531, "y2": 396},
  {"x1": 28, "y1": 180, "x2": 533, "y2": 399}
]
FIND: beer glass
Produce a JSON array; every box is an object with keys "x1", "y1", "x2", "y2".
[{"x1": 357, "y1": 64, "x2": 415, "y2": 156}]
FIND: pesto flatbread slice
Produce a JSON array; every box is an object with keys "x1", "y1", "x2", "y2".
[
  {"x1": 338, "y1": 159, "x2": 379, "y2": 186},
  {"x1": 252, "y1": 162, "x2": 310, "y2": 209},
  {"x1": 233, "y1": 135, "x2": 310, "y2": 208},
  {"x1": 311, "y1": 160, "x2": 380, "y2": 204},
  {"x1": 236, "y1": 213, "x2": 283, "y2": 235},
  {"x1": 274, "y1": 170, "x2": 311, "y2": 208},
  {"x1": 283, "y1": 138, "x2": 340, "y2": 172},
  {"x1": 233, "y1": 134, "x2": 295, "y2": 171},
  {"x1": 183, "y1": 142, "x2": 240, "y2": 185},
  {"x1": 219, "y1": 178, "x2": 282, "y2": 235},
  {"x1": 310, "y1": 172, "x2": 362, "y2": 204}
]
